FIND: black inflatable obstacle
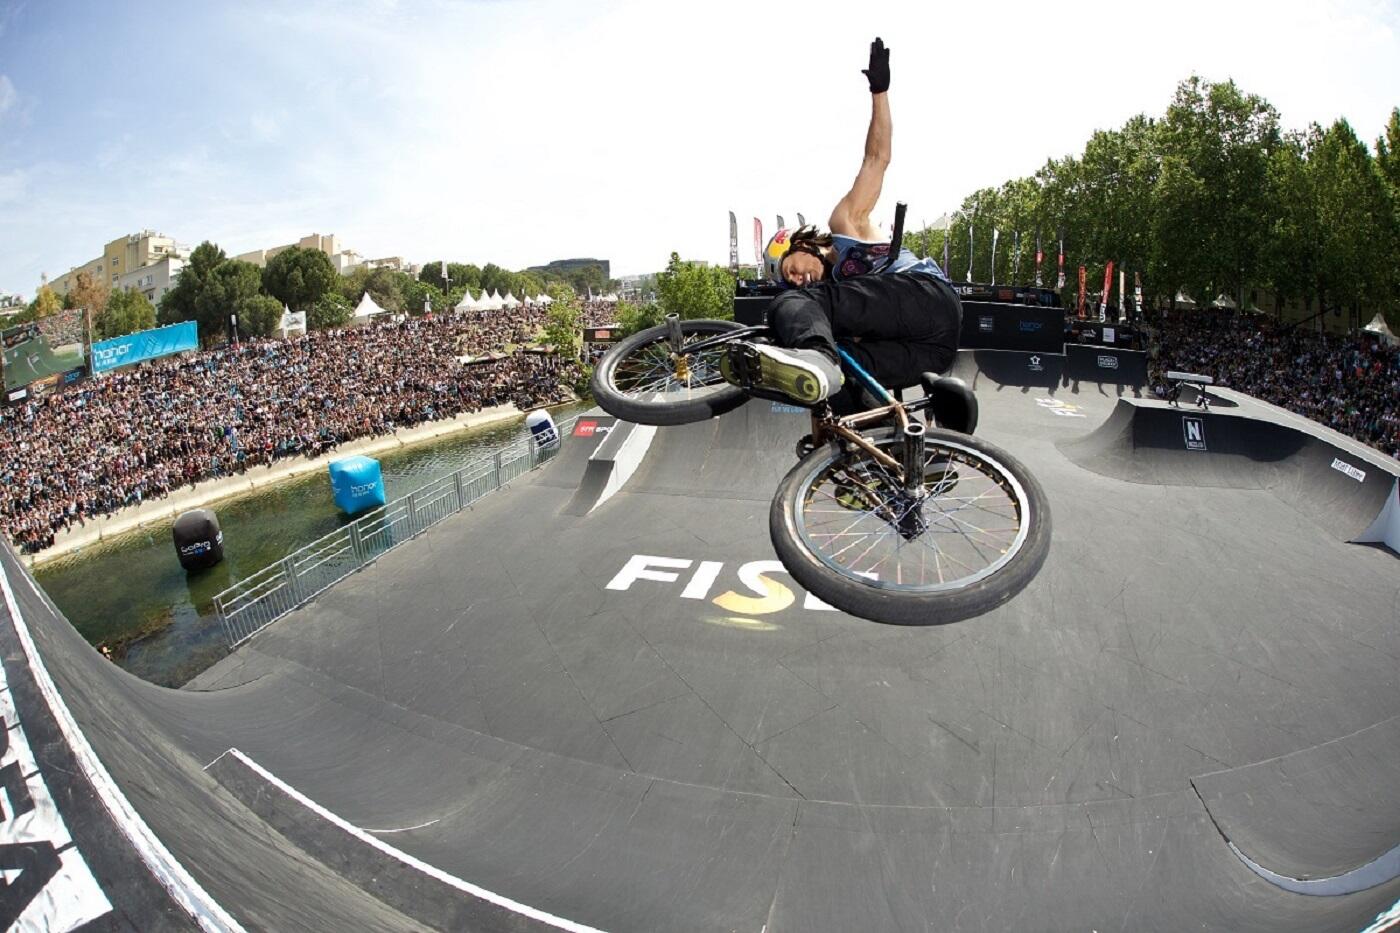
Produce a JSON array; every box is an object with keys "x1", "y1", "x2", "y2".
[{"x1": 173, "y1": 509, "x2": 224, "y2": 571}]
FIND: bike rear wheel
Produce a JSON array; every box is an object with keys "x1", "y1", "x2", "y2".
[
  {"x1": 590, "y1": 319, "x2": 749, "y2": 425},
  {"x1": 770, "y1": 427, "x2": 1050, "y2": 625}
]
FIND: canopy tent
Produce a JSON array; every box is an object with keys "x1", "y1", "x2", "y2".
[
  {"x1": 501, "y1": 291, "x2": 519, "y2": 308},
  {"x1": 276, "y1": 305, "x2": 307, "y2": 338},
  {"x1": 536, "y1": 293, "x2": 553, "y2": 305},
  {"x1": 352, "y1": 291, "x2": 388, "y2": 323},
  {"x1": 1363, "y1": 312, "x2": 1398, "y2": 346},
  {"x1": 454, "y1": 290, "x2": 479, "y2": 313}
]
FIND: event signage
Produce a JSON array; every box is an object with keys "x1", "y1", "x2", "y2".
[{"x1": 90, "y1": 321, "x2": 198, "y2": 374}]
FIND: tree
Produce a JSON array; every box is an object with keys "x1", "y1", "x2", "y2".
[
  {"x1": 655, "y1": 253, "x2": 734, "y2": 321},
  {"x1": 309, "y1": 292, "x2": 352, "y2": 331},
  {"x1": 68, "y1": 270, "x2": 110, "y2": 319},
  {"x1": 29, "y1": 285, "x2": 62, "y2": 319},
  {"x1": 362, "y1": 267, "x2": 406, "y2": 313},
  {"x1": 195, "y1": 260, "x2": 263, "y2": 345},
  {"x1": 541, "y1": 294, "x2": 583, "y2": 360},
  {"x1": 97, "y1": 289, "x2": 157, "y2": 340},
  {"x1": 159, "y1": 241, "x2": 226, "y2": 326},
  {"x1": 235, "y1": 294, "x2": 283, "y2": 339},
  {"x1": 1151, "y1": 77, "x2": 1280, "y2": 308},
  {"x1": 262, "y1": 246, "x2": 337, "y2": 311},
  {"x1": 615, "y1": 299, "x2": 665, "y2": 336},
  {"x1": 1307, "y1": 118, "x2": 1396, "y2": 327},
  {"x1": 1376, "y1": 107, "x2": 1400, "y2": 194}
]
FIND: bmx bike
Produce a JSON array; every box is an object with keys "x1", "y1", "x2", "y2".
[{"x1": 589, "y1": 313, "x2": 1051, "y2": 626}]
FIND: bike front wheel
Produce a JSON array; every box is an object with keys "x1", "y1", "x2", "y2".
[
  {"x1": 590, "y1": 319, "x2": 749, "y2": 426},
  {"x1": 770, "y1": 427, "x2": 1051, "y2": 625}
]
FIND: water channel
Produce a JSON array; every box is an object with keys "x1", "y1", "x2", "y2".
[{"x1": 34, "y1": 401, "x2": 590, "y2": 687}]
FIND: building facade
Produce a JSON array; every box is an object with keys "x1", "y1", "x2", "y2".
[
  {"x1": 46, "y1": 231, "x2": 183, "y2": 296},
  {"x1": 234, "y1": 233, "x2": 364, "y2": 275},
  {"x1": 115, "y1": 256, "x2": 184, "y2": 307}
]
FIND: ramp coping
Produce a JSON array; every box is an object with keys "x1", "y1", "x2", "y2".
[{"x1": 0, "y1": 556, "x2": 245, "y2": 932}]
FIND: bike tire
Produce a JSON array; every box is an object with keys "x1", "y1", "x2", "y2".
[
  {"x1": 770, "y1": 427, "x2": 1051, "y2": 625},
  {"x1": 590, "y1": 319, "x2": 750, "y2": 426}
]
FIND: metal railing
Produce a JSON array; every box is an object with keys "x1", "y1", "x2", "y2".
[{"x1": 213, "y1": 417, "x2": 579, "y2": 648}]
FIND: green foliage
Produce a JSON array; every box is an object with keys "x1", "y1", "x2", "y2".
[
  {"x1": 97, "y1": 289, "x2": 157, "y2": 341},
  {"x1": 401, "y1": 277, "x2": 445, "y2": 316},
  {"x1": 363, "y1": 267, "x2": 406, "y2": 314},
  {"x1": 262, "y1": 246, "x2": 337, "y2": 311},
  {"x1": 615, "y1": 300, "x2": 665, "y2": 336},
  {"x1": 308, "y1": 292, "x2": 352, "y2": 330},
  {"x1": 655, "y1": 253, "x2": 735, "y2": 322},
  {"x1": 29, "y1": 286, "x2": 62, "y2": 319},
  {"x1": 199, "y1": 260, "x2": 264, "y2": 343},
  {"x1": 159, "y1": 241, "x2": 226, "y2": 329},
  {"x1": 236, "y1": 294, "x2": 283, "y2": 339},
  {"x1": 937, "y1": 75, "x2": 1398, "y2": 324},
  {"x1": 541, "y1": 294, "x2": 583, "y2": 360}
]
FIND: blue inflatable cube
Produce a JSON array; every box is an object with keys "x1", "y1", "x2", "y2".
[{"x1": 329, "y1": 456, "x2": 386, "y2": 515}]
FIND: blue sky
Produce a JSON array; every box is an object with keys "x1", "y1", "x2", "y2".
[{"x1": 1, "y1": 0, "x2": 1398, "y2": 297}]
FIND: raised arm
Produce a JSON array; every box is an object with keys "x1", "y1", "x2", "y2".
[{"x1": 829, "y1": 38, "x2": 891, "y2": 242}]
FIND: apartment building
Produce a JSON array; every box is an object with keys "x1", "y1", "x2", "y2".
[
  {"x1": 234, "y1": 232, "x2": 364, "y2": 274},
  {"x1": 46, "y1": 231, "x2": 183, "y2": 296},
  {"x1": 116, "y1": 255, "x2": 184, "y2": 306}
]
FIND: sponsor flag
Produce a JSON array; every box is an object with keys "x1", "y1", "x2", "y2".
[
  {"x1": 728, "y1": 212, "x2": 739, "y2": 274},
  {"x1": 1056, "y1": 230, "x2": 1066, "y2": 291},
  {"x1": 753, "y1": 218, "x2": 764, "y2": 269},
  {"x1": 1077, "y1": 265, "x2": 1087, "y2": 319},
  {"x1": 922, "y1": 223, "x2": 930, "y2": 260},
  {"x1": 942, "y1": 223, "x2": 950, "y2": 277},
  {"x1": 777, "y1": 215, "x2": 786, "y2": 230},
  {"x1": 1012, "y1": 230, "x2": 1020, "y2": 284},
  {"x1": 1035, "y1": 228, "x2": 1044, "y2": 287},
  {"x1": 967, "y1": 207, "x2": 976, "y2": 283},
  {"x1": 1134, "y1": 271, "x2": 1144, "y2": 321},
  {"x1": 1099, "y1": 260, "x2": 1115, "y2": 322},
  {"x1": 1118, "y1": 268, "x2": 1126, "y2": 323},
  {"x1": 797, "y1": 212, "x2": 806, "y2": 226},
  {"x1": 990, "y1": 229, "x2": 1000, "y2": 286}
]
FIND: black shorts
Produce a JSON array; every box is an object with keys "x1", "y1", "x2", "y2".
[{"x1": 768, "y1": 272, "x2": 962, "y2": 412}]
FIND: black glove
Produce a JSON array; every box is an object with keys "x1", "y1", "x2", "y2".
[{"x1": 862, "y1": 37, "x2": 890, "y2": 94}]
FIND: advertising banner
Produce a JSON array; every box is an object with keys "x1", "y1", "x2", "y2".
[
  {"x1": 2, "y1": 308, "x2": 88, "y2": 393},
  {"x1": 1077, "y1": 265, "x2": 1087, "y2": 320},
  {"x1": 1035, "y1": 229, "x2": 1043, "y2": 287},
  {"x1": 1099, "y1": 260, "x2": 1116, "y2": 322},
  {"x1": 752, "y1": 217, "x2": 763, "y2": 269},
  {"x1": 90, "y1": 320, "x2": 199, "y2": 375},
  {"x1": 1056, "y1": 230, "x2": 1066, "y2": 291},
  {"x1": 728, "y1": 212, "x2": 739, "y2": 274}
]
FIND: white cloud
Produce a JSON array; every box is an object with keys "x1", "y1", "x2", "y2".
[
  {"x1": 1, "y1": 0, "x2": 1398, "y2": 293},
  {"x1": 0, "y1": 75, "x2": 16, "y2": 121}
]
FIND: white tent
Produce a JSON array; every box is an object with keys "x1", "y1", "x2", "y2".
[
  {"x1": 536, "y1": 293, "x2": 553, "y2": 305},
  {"x1": 276, "y1": 305, "x2": 307, "y2": 338},
  {"x1": 352, "y1": 291, "x2": 388, "y2": 323},
  {"x1": 454, "y1": 290, "x2": 478, "y2": 313},
  {"x1": 1363, "y1": 312, "x2": 1398, "y2": 346},
  {"x1": 487, "y1": 290, "x2": 503, "y2": 310},
  {"x1": 502, "y1": 291, "x2": 518, "y2": 308}
]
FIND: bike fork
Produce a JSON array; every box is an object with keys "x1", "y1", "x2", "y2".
[{"x1": 901, "y1": 421, "x2": 926, "y2": 496}]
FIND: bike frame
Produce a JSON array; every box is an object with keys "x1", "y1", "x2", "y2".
[{"x1": 666, "y1": 321, "x2": 934, "y2": 493}]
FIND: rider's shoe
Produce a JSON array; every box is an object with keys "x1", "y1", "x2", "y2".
[{"x1": 720, "y1": 342, "x2": 843, "y2": 406}]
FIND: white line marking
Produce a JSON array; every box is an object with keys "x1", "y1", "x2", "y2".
[
  {"x1": 0, "y1": 555, "x2": 244, "y2": 932},
  {"x1": 219, "y1": 747, "x2": 609, "y2": 933}
]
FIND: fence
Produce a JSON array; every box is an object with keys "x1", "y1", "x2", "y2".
[{"x1": 213, "y1": 417, "x2": 578, "y2": 648}]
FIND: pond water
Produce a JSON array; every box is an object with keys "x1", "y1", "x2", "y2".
[{"x1": 34, "y1": 401, "x2": 590, "y2": 687}]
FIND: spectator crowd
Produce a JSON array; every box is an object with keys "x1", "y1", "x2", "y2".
[
  {"x1": 1146, "y1": 308, "x2": 1400, "y2": 460},
  {"x1": 0, "y1": 308, "x2": 586, "y2": 554}
]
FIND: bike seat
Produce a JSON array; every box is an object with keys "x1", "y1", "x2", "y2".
[{"x1": 920, "y1": 373, "x2": 978, "y2": 435}]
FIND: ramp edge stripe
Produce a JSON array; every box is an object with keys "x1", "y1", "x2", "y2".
[
  {"x1": 0, "y1": 557, "x2": 245, "y2": 933},
  {"x1": 1227, "y1": 840, "x2": 1400, "y2": 897},
  {"x1": 218, "y1": 748, "x2": 610, "y2": 933}
]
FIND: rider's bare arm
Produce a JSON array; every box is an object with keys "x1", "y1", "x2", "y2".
[{"x1": 829, "y1": 91, "x2": 891, "y2": 242}]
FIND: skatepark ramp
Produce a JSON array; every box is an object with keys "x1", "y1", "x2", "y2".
[{"x1": 1058, "y1": 392, "x2": 1400, "y2": 542}]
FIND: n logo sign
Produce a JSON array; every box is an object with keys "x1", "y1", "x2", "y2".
[{"x1": 1182, "y1": 416, "x2": 1207, "y2": 451}]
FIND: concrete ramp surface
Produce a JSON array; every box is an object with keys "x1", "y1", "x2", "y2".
[{"x1": 4, "y1": 356, "x2": 1400, "y2": 932}]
